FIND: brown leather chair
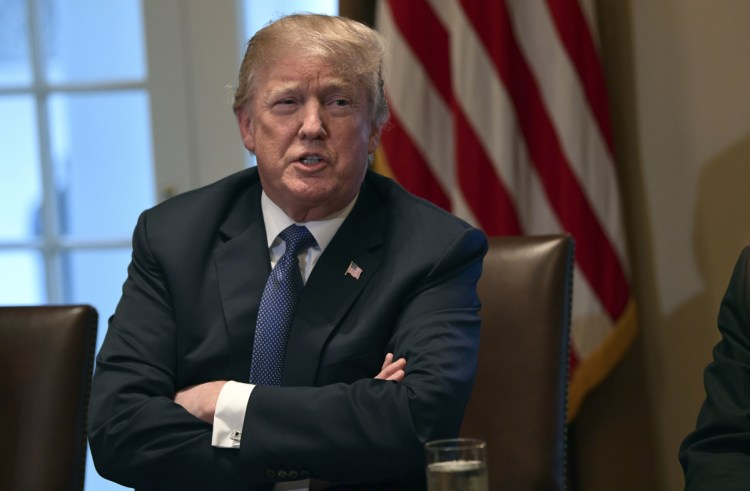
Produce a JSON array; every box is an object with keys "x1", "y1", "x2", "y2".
[
  {"x1": 461, "y1": 235, "x2": 574, "y2": 491},
  {"x1": 0, "y1": 305, "x2": 98, "y2": 491}
]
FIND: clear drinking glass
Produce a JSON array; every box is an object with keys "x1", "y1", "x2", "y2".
[{"x1": 425, "y1": 438, "x2": 489, "y2": 491}]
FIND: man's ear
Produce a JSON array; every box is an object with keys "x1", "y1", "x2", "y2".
[
  {"x1": 236, "y1": 107, "x2": 255, "y2": 152},
  {"x1": 368, "y1": 125, "x2": 382, "y2": 154}
]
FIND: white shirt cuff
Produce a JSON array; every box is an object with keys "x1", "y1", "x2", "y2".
[{"x1": 211, "y1": 380, "x2": 254, "y2": 448}]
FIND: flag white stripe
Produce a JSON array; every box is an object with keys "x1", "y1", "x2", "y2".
[
  {"x1": 577, "y1": 0, "x2": 601, "y2": 53},
  {"x1": 506, "y1": 0, "x2": 629, "y2": 269},
  {"x1": 376, "y1": 2, "x2": 454, "y2": 190},
  {"x1": 377, "y1": 0, "x2": 478, "y2": 226},
  {"x1": 428, "y1": 0, "x2": 618, "y2": 333},
  {"x1": 436, "y1": 1, "x2": 557, "y2": 234}
]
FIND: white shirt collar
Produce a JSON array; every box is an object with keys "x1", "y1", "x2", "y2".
[{"x1": 260, "y1": 191, "x2": 357, "y2": 253}]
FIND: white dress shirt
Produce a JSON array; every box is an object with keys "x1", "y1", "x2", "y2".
[{"x1": 212, "y1": 191, "x2": 356, "y2": 489}]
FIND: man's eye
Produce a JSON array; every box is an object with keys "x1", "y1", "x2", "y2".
[{"x1": 332, "y1": 99, "x2": 349, "y2": 107}]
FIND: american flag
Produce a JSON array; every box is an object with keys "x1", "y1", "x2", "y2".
[
  {"x1": 374, "y1": 0, "x2": 637, "y2": 420},
  {"x1": 345, "y1": 261, "x2": 363, "y2": 280}
]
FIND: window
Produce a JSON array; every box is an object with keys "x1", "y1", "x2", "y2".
[{"x1": 1, "y1": 0, "x2": 153, "y2": 311}]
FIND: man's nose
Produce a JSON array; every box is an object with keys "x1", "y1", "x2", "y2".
[{"x1": 298, "y1": 101, "x2": 327, "y2": 139}]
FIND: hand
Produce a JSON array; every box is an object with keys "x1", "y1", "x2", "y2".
[
  {"x1": 375, "y1": 353, "x2": 407, "y2": 382},
  {"x1": 174, "y1": 380, "x2": 227, "y2": 424}
]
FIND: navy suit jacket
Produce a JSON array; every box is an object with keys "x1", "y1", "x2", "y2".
[
  {"x1": 680, "y1": 245, "x2": 750, "y2": 490},
  {"x1": 88, "y1": 168, "x2": 487, "y2": 490}
]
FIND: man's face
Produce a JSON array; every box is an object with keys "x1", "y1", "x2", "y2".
[{"x1": 237, "y1": 53, "x2": 381, "y2": 222}]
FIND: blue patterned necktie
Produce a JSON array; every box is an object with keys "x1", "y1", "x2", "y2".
[{"x1": 250, "y1": 224, "x2": 317, "y2": 386}]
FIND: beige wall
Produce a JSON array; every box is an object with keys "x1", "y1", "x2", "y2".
[{"x1": 573, "y1": 1, "x2": 750, "y2": 489}]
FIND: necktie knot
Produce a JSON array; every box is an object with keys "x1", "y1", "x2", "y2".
[{"x1": 279, "y1": 224, "x2": 316, "y2": 258}]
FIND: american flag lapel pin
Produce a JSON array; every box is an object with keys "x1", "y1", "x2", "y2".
[{"x1": 345, "y1": 261, "x2": 363, "y2": 280}]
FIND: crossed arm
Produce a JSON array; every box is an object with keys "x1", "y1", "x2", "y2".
[
  {"x1": 174, "y1": 353, "x2": 407, "y2": 424},
  {"x1": 88, "y1": 207, "x2": 486, "y2": 488}
]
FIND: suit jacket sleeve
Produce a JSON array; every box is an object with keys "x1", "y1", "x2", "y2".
[
  {"x1": 679, "y1": 246, "x2": 750, "y2": 490},
  {"x1": 88, "y1": 209, "x2": 244, "y2": 490}
]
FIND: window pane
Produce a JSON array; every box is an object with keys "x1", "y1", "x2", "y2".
[
  {"x1": 0, "y1": 0, "x2": 32, "y2": 86},
  {"x1": 242, "y1": 0, "x2": 338, "y2": 37},
  {"x1": 0, "y1": 250, "x2": 44, "y2": 305},
  {"x1": 42, "y1": 0, "x2": 146, "y2": 84},
  {"x1": 85, "y1": 452, "x2": 130, "y2": 491},
  {"x1": 48, "y1": 90, "x2": 155, "y2": 239},
  {"x1": 64, "y1": 248, "x2": 131, "y2": 349},
  {"x1": 0, "y1": 95, "x2": 42, "y2": 241}
]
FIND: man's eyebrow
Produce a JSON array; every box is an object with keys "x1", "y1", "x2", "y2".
[
  {"x1": 269, "y1": 77, "x2": 356, "y2": 94},
  {"x1": 322, "y1": 78, "x2": 357, "y2": 94},
  {"x1": 265, "y1": 83, "x2": 300, "y2": 99}
]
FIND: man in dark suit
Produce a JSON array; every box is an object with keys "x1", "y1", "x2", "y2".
[
  {"x1": 679, "y1": 245, "x2": 750, "y2": 490},
  {"x1": 88, "y1": 14, "x2": 487, "y2": 490}
]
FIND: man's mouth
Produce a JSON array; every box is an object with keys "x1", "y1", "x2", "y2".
[{"x1": 299, "y1": 155, "x2": 324, "y2": 165}]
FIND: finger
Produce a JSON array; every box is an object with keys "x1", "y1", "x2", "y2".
[
  {"x1": 386, "y1": 369, "x2": 405, "y2": 382},
  {"x1": 375, "y1": 357, "x2": 407, "y2": 380},
  {"x1": 386, "y1": 358, "x2": 406, "y2": 374},
  {"x1": 381, "y1": 352, "x2": 394, "y2": 370}
]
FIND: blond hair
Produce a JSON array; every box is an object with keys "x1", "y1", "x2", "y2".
[{"x1": 233, "y1": 14, "x2": 389, "y2": 129}]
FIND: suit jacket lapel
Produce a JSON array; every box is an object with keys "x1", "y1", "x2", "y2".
[
  {"x1": 283, "y1": 179, "x2": 387, "y2": 386},
  {"x1": 213, "y1": 180, "x2": 269, "y2": 383}
]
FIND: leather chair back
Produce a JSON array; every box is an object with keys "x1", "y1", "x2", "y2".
[
  {"x1": 461, "y1": 235, "x2": 574, "y2": 491},
  {"x1": 0, "y1": 305, "x2": 98, "y2": 491}
]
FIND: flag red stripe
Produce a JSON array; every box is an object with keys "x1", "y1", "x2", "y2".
[
  {"x1": 387, "y1": 0, "x2": 453, "y2": 105},
  {"x1": 460, "y1": 0, "x2": 628, "y2": 319},
  {"x1": 380, "y1": 106, "x2": 451, "y2": 211},
  {"x1": 545, "y1": 0, "x2": 615, "y2": 155},
  {"x1": 387, "y1": 0, "x2": 520, "y2": 233},
  {"x1": 455, "y1": 110, "x2": 523, "y2": 235}
]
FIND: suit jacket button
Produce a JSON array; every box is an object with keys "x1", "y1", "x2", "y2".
[
  {"x1": 266, "y1": 469, "x2": 276, "y2": 479},
  {"x1": 277, "y1": 470, "x2": 288, "y2": 480},
  {"x1": 288, "y1": 470, "x2": 299, "y2": 480},
  {"x1": 300, "y1": 470, "x2": 310, "y2": 479}
]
